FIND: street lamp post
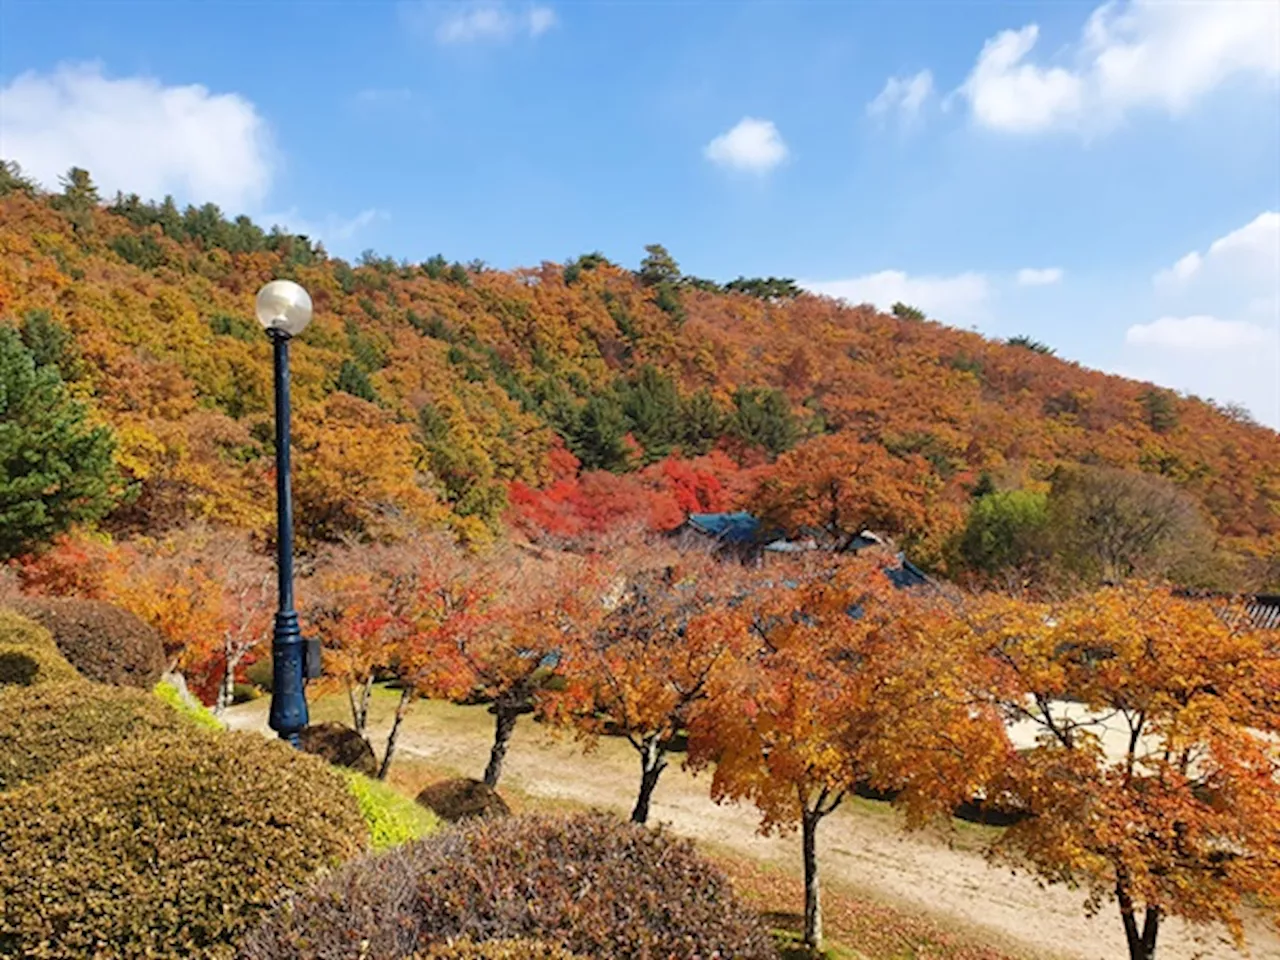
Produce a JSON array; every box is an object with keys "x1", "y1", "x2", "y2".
[{"x1": 255, "y1": 280, "x2": 313, "y2": 746}]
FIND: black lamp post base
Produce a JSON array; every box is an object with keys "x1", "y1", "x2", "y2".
[{"x1": 268, "y1": 610, "x2": 309, "y2": 745}]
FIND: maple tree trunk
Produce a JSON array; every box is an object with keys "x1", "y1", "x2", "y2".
[
  {"x1": 483, "y1": 707, "x2": 519, "y2": 787},
  {"x1": 802, "y1": 809, "x2": 823, "y2": 950},
  {"x1": 349, "y1": 676, "x2": 374, "y2": 737},
  {"x1": 1117, "y1": 877, "x2": 1160, "y2": 960},
  {"x1": 377, "y1": 686, "x2": 413, "y2": 781},
  {"x1": 213, "y1": 640, "x2": 239, "y2": 717},
  {"x1": 630, "y1": 737, "x2": 667, "y2": 825}
]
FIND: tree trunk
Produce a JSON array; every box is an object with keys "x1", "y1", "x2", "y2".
[
  {"x1": 1117, "y1": 877, "x2": 1160, "y2": 960},
  {"x1": 214, "y1": 651, "x2": 235, "y2": 717},
  {"x1": 802, "y1": 809, "x2": 823, "y2": 950},
  {"x1": 378, "y1": 686, "x2": 413, "y2": 780},
  {"x1": 483, "y1": 707, "x2": 519, "y2": 787},
  {"x1": 349, "y1": 675, "x2": 373, "y2": 737},
  {"x1": 630, "y1": 736, "x2": 667, "y2": 825}
]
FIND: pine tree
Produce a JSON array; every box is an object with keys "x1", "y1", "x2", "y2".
[{"x1": 0, "y1": 327, "x2": 120, "y2": 559}]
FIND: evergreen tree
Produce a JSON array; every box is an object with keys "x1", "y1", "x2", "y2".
[
  {"x1": 680, "y1": 388, "x2": 729, "y2": 455},
  {"x1": 0, "y1": 327, "x2": 120, "y2": 559},
  {"x1": 335, "y1": 359, "x2": 378, "y2": 403},
  {"x1": 732, "y1": 386, "x2": 797, "y2": 457},
  {"x1": 617, "y1": 366, "x2": 681, "y2": 461},
  {"x1": 573, "y1": 395, "x2": 633, "y2": 472},
  {"x1": 638, "y1": 244, "x2": 681, "y2": 286},
  {"x1": 19, "y1": 310, "x2": 76, "y2": 373},
  {"x1": 0, "y1": 160, "x2": 37, "y2": 197}
]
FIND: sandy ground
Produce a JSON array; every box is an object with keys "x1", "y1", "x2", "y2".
[{"x1": 226, "y1": 696, "x2": 1278, "y2": 960}]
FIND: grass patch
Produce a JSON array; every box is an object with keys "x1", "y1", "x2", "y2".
[{"x1": 713, "y1": 851, "x2": 1032, "y2": 960}]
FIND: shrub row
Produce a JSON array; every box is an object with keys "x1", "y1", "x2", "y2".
[
  {"x1": 0, "y1": 609, "x2": 81, "y2": 687},
  {"x1": 418, "y1": 940, "x2": 584, "y2": 960},
  {"x1": 0, "y1": 728, "x2": 368, "y2": 959},
  {"x1": 6, "y1": 597, "x2": 165, "y2": 688},
  {"x1": 239, "y1": 812, "x2": 774, "y2": 960},
  {"x1": 0, "y1": 680, "x2": 187, "y2": 790}
]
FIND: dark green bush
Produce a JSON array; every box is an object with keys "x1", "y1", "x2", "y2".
[
  {"x1": 0, "y1": 609, "x2": 80, "y2": 688},
  {"x1": 0, "y1": 680, "x2": 187, "y2": 789},
  {"x1": 298, "y1": 721, "x2": 378, "y2": 776},
  {"x1": 7, "y1": 596, "x2": 166, "y2": 688},
  {"x1": 418, "y1": 940, "x2": 584, "y2": 959},
  {"x1": 415, "y1": 777, "x2": 510, "y2": 823},
  {"x1": 0, "y1": 728, "x2": 368, "y2": 959},
  {"x1": 238, "y1": 812, "x2": 774, "y2": 960}
]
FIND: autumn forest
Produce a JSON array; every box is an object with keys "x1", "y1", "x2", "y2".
[{"x1": 3, "y1": 164, "x2": 1280, "y2": 960}]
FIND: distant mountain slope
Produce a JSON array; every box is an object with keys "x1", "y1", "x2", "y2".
[{"x1": 2, "y1": 169, "x2": 1277, "y2": 572}]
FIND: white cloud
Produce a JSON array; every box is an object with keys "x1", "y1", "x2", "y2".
[
  {"x1": 803, "y1": 270, "x2": 990, "y2": 323},
  {"x1": 962, "y1": 26, "x2": 1084, "y2": 132},
  {"x1": 404, "y1": 1, "x2": 556, "y2": 44},
  {"x1": 957, "y1": 1, "x2": 1280, "y2": 134},
  {"x1": 1154, "y1": 211, "x2": 1279, "y2": 289},
  {"x1": 867, "y1": 70, "x2": 934, "y2": 124},
  {"x1": 1125, "y1": 314, "x2": 1273, "y2": 350},
  {"x1": 263, "y1": 208, "x2": 389, "y2": 249},
  {"x1": 1130, "y1": 211, "x2": 1280, "y2": 427},
  {"x1": 1017, "y1": 266, "x2": 1064, "y2": 286},
  {"x1": 704, "y1": 117, "x2": 789, "y2": 174},
  {"x1": 0, "y1": 62, "x2": 274, "y2": 212}
]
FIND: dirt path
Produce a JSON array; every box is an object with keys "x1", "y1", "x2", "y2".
[{"x1": 226, "y1": 697, "x2": 1276, "y2": 960}]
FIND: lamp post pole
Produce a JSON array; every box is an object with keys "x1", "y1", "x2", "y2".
[{"x1": 256, "y1": 280, "x2": 314, "y2": 747}]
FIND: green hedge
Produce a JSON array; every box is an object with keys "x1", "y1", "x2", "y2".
[
  {"x1": 0, "y1": 680, "x2": 187, "y2": 790},
  {"x1": 346, "y1": 771, "x2": 441, "y2": 850},
  {"x1": 154, "y1": 678, "x2": 224, "y2": 730},
  {"x1": 0, "y1": 728, "x2": 368, "y2": 959}
]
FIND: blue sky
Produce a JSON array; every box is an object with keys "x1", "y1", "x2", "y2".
[{"x1": 1, "y1": 0, "x2": 1278, "y2": 426}]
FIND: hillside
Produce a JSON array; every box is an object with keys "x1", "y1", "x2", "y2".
[{"x1": 2, "y1": 168, "x2": 1278, "y2": 581}]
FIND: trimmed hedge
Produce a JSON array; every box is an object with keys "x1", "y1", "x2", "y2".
[
  {"x1": 298, "y1": 722, "x2": 378, "y2": 776},
  {"x1": 0, "y1": 610, "x2": 81, "y2": 688},
  {"x1": 155, "y1": 679, "x2": 223, "y2": 730},
  {"x1": 238, "y1": 812, "x2": 775, "y2": 960},
  {"x1": 0, "y1": 680, "x2": 187, "y2": 790},
  {"x1": 416, "y1": 777, "x2": 511, "y2": 823},
  {"x1": 419, "y1": 940, "x2": 584, "y2": 959},
  {"x1": 0, "y1": 728, "x2": 368, "y2": 959},
  {"x1": 6, "y1": 596, "x2": 165, "y2": 689},
  {"x1": 346, "y1": 771, "x2": 441, "y2": 850}
]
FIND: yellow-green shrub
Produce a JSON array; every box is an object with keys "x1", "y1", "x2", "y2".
[
  {"x1": 346, "y1": 771, "x2": 441, "y2": 850},
  {"x1": 0, "y1": 728, "x2": 369, "y2": 959},
  {"x1": 0, "y1": 609, "x2": 80, "y2": 688},
  {"x1": 154, "y1": 678, "x2": 224, "y2": 729},
  {"x1": 0, "y1": 680, "x2": 187, "y2": 790},
  {"x1": 418, "y1": 940, "x2": 584, "y2": 959}
]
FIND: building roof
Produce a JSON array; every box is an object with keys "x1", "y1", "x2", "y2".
[
  {"x1": 685, "y1": 512, "x2": 763, "y2": 544},
  {"x1": 681, "y1": 512, "x2": 933, "y2": 592}
]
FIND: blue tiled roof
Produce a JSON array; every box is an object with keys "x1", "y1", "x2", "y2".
[
  {"x1": 687, "y1": 512, "x2": 762, "y2": 544},
  {"x1": 684, "y1": 513, "x2": 932, "y2": 593}
]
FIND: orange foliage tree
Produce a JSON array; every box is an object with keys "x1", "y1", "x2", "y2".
[
  {"x1": 752, "y1": 433, "x2": 957, "y2": 555},
  {"x1": 967, "y1": 585, "x2": 1280, "y2": 960},
  {"x1": 550, "y1": 547, "x2": 750, "y2": 824},
  {"x1": 421, "y1": 548, "x2": 607, "y2": 787},
  {"x1": 689, "y1": 556, "x2": 1008, "y2": 950}
]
